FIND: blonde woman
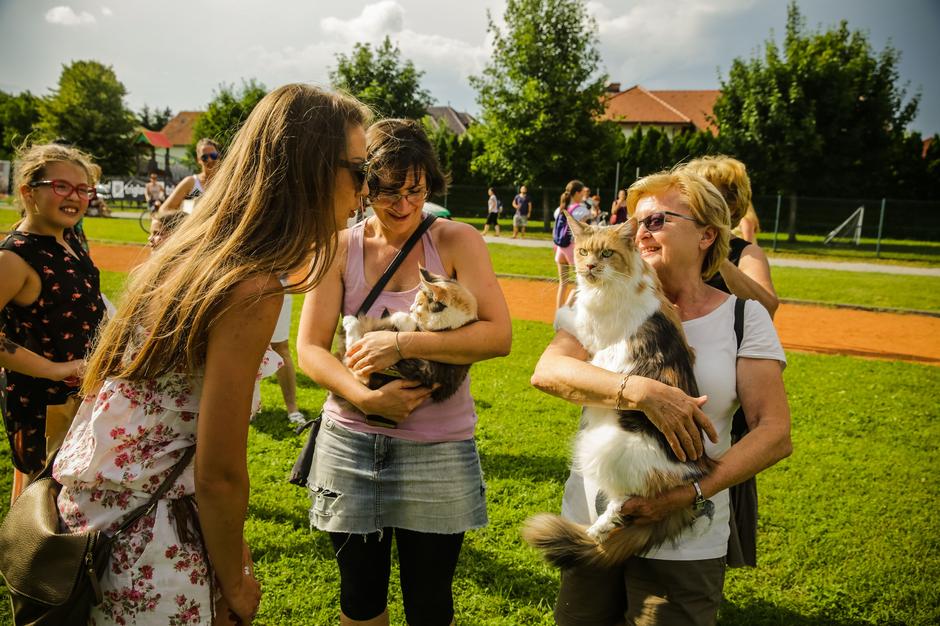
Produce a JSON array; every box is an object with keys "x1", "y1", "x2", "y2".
[
  {"x1": 1, "y1": 144, "x2": 105, "y2": 502},
  {"x1": 52, "y1": 84, "x2": 372, "y2": 625},
  {"x1": 533, "y1": 170, "x2": 791, "y2": 625}
]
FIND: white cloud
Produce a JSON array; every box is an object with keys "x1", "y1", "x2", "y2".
[
  {"x1": 101, "y1": 6, "x2": 113, "y2": 17},
  {"x1": 45, "y1": 6, "x2": 97, "y2": 26},
  {"x1": 321, "y1": 0, "x2": 405, "y2": 41},
  {"x1": 588, "y1": 0, "x2": 758, "y2": 87}
]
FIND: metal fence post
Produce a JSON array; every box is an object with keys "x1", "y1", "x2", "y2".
[
  {"x1": 772, "y1": 193, "x2": 781, "y2": 252},
  {"x1": 613, "y1": 161, "x2": 620, "y2": 199},
  {"x1": 876, "y1": 197, "x2": 886, "y2": 257}
]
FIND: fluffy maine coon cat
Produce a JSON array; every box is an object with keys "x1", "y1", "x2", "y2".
[
  {"x1": 522, "y1": 216, "x2": 716, "y2": 568},
  {"x1": 340, "y1": 267, "x2": 478, "y2": 403}
]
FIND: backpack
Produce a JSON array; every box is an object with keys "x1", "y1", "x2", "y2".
[{"x1": 553, "y1": 209, "x2": 572, "y2": 247}]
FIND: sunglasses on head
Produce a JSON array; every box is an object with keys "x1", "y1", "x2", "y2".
[
  {"x1": 29, "y1": 179, "x2": 96, "y2": 201},
  {"x1": 200, "y1": 152, "x2": 219, "y2": 163},
  {"x1": 637, "y1": 211, "x2": 700, "y2": 232},
  {"x1": 338, "y1": 159, "x2": 370, "y2": 191}
]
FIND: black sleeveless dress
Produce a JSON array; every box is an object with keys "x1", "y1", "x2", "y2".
[{"x1": 0, "y1": 229, "x2": 105, "y2": 472}]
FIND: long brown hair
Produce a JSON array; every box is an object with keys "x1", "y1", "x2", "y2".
[
  {"x1": 559, "y1": 179, "x2": 585, "y2": 210},
  {"x1": 83, "y1": 84, "x2": 371, "y2": 390}
]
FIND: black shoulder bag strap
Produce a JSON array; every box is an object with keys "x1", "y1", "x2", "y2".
[
  {"x1": 734, "y1": 296, "x2": 746, "y2": 350},
  {"x1": 356, "y1": 213, "x2": 437, "y2": 316},
  {"x1": 112, "y1": 445, "x2": 196, "y2": 538},
  {"x1": 288, "y1": 213, "x2": 438, "y2": 486}
]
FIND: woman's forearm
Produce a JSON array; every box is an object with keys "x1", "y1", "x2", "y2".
[
  {"x1": 297, "y1": 343, "x2": 371, "y2": 409},
  {"x1": 399, "y1": 318, "x2": 511, "y2": 365},
  {"x1": 698, "y1": 422, "x2": 791, "y2": 499},
  {"x1": 1, "y1": 335, "x2": 70, "y2": 380},
  {"x1": 195, "y1": 471, "x2": 249, "y2": 593},
  {"x1": 718, "y1": 260, "x2": 779, "y2": 317}
]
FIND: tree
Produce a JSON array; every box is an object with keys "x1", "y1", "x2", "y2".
[
  {"x1": 714, "y1": 2, "x2": 920, "y2": 239},
  {"x1": 330, "y1": 37, "x2": 432, "y2": 119},
  {"x1": 470, "y1": 0, "x2": 623, "y2": 220},
  {"x1": 0, "y1": 90, "x2": 42, "y2": 160},
  {"x1": 36, "y1": 60, "x2": 138, "y2": 174},
  {"x1": 189, "y1": 80, "x2": 267, "y2": 162},
  {"x1": 137, "y1": 105, "x2": 174, "y2": 130}
]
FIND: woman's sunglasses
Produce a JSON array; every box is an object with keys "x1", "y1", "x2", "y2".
[
  {"x1": 637, "y1": 211, "x2": 700, "y2": 232},
  {"x1": 200, "y1": 152, "x2": 220, "y2": 163},
  {"x1": 28, "y1": 179, "x2": 96, "y2": 201},
  {"x1": 338, "y1": 159, "x2": 370, "y2": 192}
]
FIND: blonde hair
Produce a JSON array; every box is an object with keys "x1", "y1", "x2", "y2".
[
  {"x1": 626, "y1": 170, "x2": 731, "y2": 280},
  {"x1": 682, "y1": 155, "x2": 751, "y2": 228},
  {"x1": 83, "y1": 84, "x2": 371, "y2": 391},
  {"x1": 195, "y1": 137, "x2": 221, "y2": 154},
  {"x1": 12, "y1": 143, "x2": 97, "y2": 217}
]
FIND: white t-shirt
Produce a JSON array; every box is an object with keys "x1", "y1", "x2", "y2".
[
  {"x1": 488, "y1": 195, "x2": 499, "y2": 213},
  {"x1": 559, "y1": 295, "x2": 786, "y2": 561}
]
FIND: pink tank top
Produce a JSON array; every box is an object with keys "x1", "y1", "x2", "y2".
[{"x1": 321, "y1": 218, "x2": 477, "y2": 441}]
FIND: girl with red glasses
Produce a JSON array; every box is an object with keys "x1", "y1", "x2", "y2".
[{"x1": 0, "y1": 143, "x2": 106, "y2": 502}]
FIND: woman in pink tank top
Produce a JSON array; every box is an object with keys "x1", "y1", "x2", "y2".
[{"x1": 298, "y1": 119, "x2": 511, "y2": 625}]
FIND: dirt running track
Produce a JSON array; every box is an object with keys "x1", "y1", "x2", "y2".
[{"x1": 90, "y1": 244, "x2": 940, "y2": 367}]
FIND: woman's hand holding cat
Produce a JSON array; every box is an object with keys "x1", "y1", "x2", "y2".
[
  {"x1": 632, "y1": 377, "x2": 718, "y2": 462},
  {"x1": 347, "y1": 330, "x2": 401, "y2": 377},
  {"x1": 358, "y1": 378, "x2": 434, "y2": 422},
  {"x1": 618, "y1": 484, "x2": 695, "y2": 525}
]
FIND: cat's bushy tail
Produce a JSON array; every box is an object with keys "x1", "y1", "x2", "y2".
[{"x1": 522, "y1": 510, "x2": 695, "y2": 569}]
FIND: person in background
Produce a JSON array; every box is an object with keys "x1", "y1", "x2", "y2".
[
  {"x1": 512, "y1": 185, "x2": 532, "y2": 239},
  {"x1": 271, "y1": 274, "x2": 305, "y2": 426},
  {"x1": 160, "y1": 138, "x2": 221, "y2": 214},
  {"x1": 736, "y1": 202, "x2": 760, "y2": 245},
  {"x1": 145, "y1": 171, "x2": 166, "y2": 213},
  {"x1": 0, "y1": 143, "x2": 105, "y2": 503},
  {"x1": 610, "y1": 188, "x2": 628, "y2": 224},
  {"x1": 553, "y1": 180, "x2": 591, "y2": 309},
  {"x1": 297, "y1": 118, "x2": 511, "y2": 626},
  {"x1": 482, "y1": 187, "x2": 501, "y2": 237}
]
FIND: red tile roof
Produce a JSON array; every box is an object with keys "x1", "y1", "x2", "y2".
[
  {"x1": 603, "y1": 85, "x2": 720, "y2": 134},
  {"x1": 160, "y1": 111, "x2": 203, "y2": 147},
  {"x1": 138, "y1": 129, "x2": 173, "y2": 149}
]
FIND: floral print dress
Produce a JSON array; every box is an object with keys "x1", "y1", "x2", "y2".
[{"x1": 53, "y1": 351, "x2": 281, "y2": 626}]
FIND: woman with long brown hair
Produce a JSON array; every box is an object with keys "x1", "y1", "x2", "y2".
[{"x1": 52, "y1": 84, "x2": 372, "y2": 625}]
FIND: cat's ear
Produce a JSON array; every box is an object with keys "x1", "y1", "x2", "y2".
[
  {"x1": 419, "y1": 265, "x2": 443, "y2": 284},
  {"x1": 614, "y1": 217, "x2": 638, "y2": 245},
  {"x1": 568, "y1": 214, "x2": 586, "y2": 237}
]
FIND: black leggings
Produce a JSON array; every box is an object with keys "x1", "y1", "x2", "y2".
[{"x1": 330, "y1": 529, "x2": 464, "y2": 625}]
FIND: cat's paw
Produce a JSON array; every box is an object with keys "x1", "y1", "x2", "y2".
[
  {"x1": 388, "y1": 311, "x2": 417, "y2": 332},
  {"x1": 586, "y1": 522, "x2": 611, "y2": 544}
]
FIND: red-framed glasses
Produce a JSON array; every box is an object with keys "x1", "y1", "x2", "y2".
[{"x1": 28, "y1": 179, "x2": 96, "y2": 201}]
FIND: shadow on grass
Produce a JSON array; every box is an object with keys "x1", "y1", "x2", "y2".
[
  {"x1": 250, "y1": 408, "x2": 306, "y2": 441},
  {"x1": 719, "y1": 600, "x2": 889, "y2": 626},
  {"x1": 480, "y1": 451, "x2": 569, "y2": 483},
  {"x1": 456, "y1": 543, "x2": 559, "y2": 607}
]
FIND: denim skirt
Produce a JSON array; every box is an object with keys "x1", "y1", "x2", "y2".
[{"x1": 308, "y1": 416, "x2": 488, "y2": 534}]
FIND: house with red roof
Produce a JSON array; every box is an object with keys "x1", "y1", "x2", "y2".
[
  {"x1": 158, "y1": 111, "x2": 204, "y2": 179},
  {"x1": 602, "y1": 84, "x2": 720, "y2": 138}
]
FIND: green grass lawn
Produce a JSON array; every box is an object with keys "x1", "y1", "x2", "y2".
[{"x1": 1, "y1": 286, "x2": 938, "y2": 624}]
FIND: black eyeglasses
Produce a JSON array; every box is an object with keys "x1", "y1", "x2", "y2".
[
  {"x1": 200, "y1": 152, "x2": 219, "y2": 163},
  {"x1": 28, "y1": 179, "x2": 96, "y2": 201},
  {"x1": 370, "y1": 188, "x2": 428, "y2": 209},
  {"x1": 637, "y1": 211, "x2": 700, "y2": 232},
  {"x1": 338, "y1": 159, "x2": 370, "y2": 191}
]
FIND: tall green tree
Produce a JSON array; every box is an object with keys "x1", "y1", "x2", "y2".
[
  {"x1": 330, "y1": 37, "x2": 432, "y2": 119},
  {"x1": 36, "y1": 60, "x2": 138, "y2": 174},
  {"x1": 137, "y1": 105, "x2": 174, "y2": 130},
  {"x1": 0, "y1": 90, "x2": 42, "y2": 160},
  {"x1": 190, "y1": 80, "x2": 267, "y2": 162},
  {"x1": 714, "y1": 2, "x2": 919, "y2": 239},
  {"x1": 470, "y1": 0, "x2": 623, "y2": 219}
]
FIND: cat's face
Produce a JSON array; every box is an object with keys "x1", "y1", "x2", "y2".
[
  {"x1": 567, "y1": 216, "x2": 644, "y2": 286},
  {"x1": 411, "y1": 267, "x2": 478, "y2": 330}
]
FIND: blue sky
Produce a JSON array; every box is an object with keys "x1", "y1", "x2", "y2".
[{"x1": 1, "y1": 0, "x2": 937, "y2": 135}]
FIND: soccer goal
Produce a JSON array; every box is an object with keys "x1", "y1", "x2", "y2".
[{"x1": 823, "y1": 205, "x2": 864, "y2": 246}]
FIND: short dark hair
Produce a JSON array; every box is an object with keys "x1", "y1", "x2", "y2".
[{"x1": 366, "y1": 119, "x2": 447, "y2": 196}]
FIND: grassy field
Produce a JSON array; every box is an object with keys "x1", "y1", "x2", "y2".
[{"x1": 1, "y1": 287, "x2": 938, "y2": 624}]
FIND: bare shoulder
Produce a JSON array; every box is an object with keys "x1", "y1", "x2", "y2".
[
  {"x1": 739, "y1": 242, "x2": 769, "y2": 264},
  {"x1": 226, "y1": 273, "x2": 284, "y2": 318},
  {"x1": 432, "y1": 218, "x2": 483, "y2": 249}
]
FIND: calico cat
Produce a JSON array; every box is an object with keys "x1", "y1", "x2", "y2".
[
  {"x1": 341, "y1": 267, "x2": 478, "y2": 403},
  {"x1": 522, "y1": 216, "x2": 717, "y2": 569}
]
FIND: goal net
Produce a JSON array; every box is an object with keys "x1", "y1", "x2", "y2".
[{"x1": 823, "y1": 205, "x2": 864, "y2": 246}]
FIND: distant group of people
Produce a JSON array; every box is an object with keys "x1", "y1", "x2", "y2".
[{"x1": 1, "y1": 81, "x2": 790, "y2": 626}]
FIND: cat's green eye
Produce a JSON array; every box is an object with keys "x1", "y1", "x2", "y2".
[
  {"x1": 578, "y1": 248, "x2": 588, "y2": 256},
  {"x1": 601, "y1": 249, "x2": 614, "y2": 258}
]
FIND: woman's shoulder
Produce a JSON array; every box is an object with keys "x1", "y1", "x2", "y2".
[{"x1": 430, "y1": 215, "x2": 479, "y2": 246}]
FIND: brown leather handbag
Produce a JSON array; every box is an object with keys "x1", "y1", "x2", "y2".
[{"x1": 0, "y1": 446, "x2": 195, "y2": 625}]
